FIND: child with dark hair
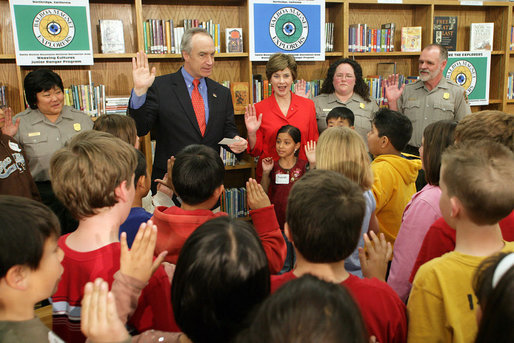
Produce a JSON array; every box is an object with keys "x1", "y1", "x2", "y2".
[
  {"x1": 407, "y1": 140, "x2": 514, "y2": 342},
  {"x1": 172, "y1": 216, "x2": 270, "y2": 343},
  {"x1": 118, "y1": 150, "x2": 152, "y2": 247},
  {"x1": 326, "y1": 106, "x2": 355, "y2": 128},
  {"x1": 240, "y1": 274, "x2": 368, "y2": 343},
  {"x1": 472, "y1": 252, "x2": 514, "y2": 343},
  {"x1": 152, "y1": 144, "x2": 286, "y2": 273},
  {"x1": 367, "y1": 108, "x2": 421, "y2": 245},
  {"x1": 388, "y1": 119, "x2": 457, "y2": 302},
  {"x1": 0, "y1": 195, "x2": 131, "y2": 343},
  {"x1": 261, "y1": 125, "x2": 308, "y2": 272},
  {"x1": 272, "y1": 169, "x2": 407, "y2": 343}
]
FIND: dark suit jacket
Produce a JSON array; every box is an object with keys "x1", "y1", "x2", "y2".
[{"x1": 129, "y1": 69, "x2": 239, "y2": 182}]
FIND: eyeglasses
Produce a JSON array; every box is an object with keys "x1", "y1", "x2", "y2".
[{"x1": 334, "y1": 74, "x2": 355, "y2": 80}]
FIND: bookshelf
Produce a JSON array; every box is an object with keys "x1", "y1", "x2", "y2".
[{"x1": 1, "y1": 0, "x2": 514, "y2": 175}]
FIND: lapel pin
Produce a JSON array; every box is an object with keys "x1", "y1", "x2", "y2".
[{"x1": 213, "y1": 93, "x2": 217, "y2": 98}]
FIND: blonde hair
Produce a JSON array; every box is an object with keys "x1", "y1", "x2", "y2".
[
  {"x1": 316, "y1": 127, "x2": 373, "y2": 190},
  {"x1": 50, "y1": 130, "x2": 137, "y2": 220}
]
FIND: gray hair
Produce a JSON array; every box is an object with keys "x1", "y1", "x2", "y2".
[
  {"x1": 424, "y1": 44, "x2": 448, "y2": 62},
  {"x1": 181, "y1": 28, "x2": 213, "y2": 54}
]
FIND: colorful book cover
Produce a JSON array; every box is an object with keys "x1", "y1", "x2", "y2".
[
  {"x1": 230, "y1": 82, "x2": 249, "y2": 112},
  {"x1": 99, "y1": 19, "x2": 125, "y2": 53},
  {"x1": 470, "y1": 23, "x2": 494, "y2": 51},
  {"x1": 401, "y1": 26, "x2": 422, "y2": 52},
  {"x1": 226, "y1": 28, "x2": 243, "y2": 53},
  {"x1": 433, "y1": 16, "x2": 458, "y2": 51}
]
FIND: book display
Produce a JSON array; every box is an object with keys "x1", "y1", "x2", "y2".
[
  {"x1": 401, "y1": 27, "x2": 422, "y2": 52},
  {"x1": 2, "y1": 0, "x2": 514, "y2": 185},
  {"x1": 433, "y1": 16, "x2": 458, "y2": 51},
  {"x1": 470, "y1": 22, "x2": 494, "y2": 51},
  {"x1": 99, "y1": 19, "x2": 125, "y2": 54}
]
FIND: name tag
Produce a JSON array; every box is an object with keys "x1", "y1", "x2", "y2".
[
  {"x1": 276, "y1": 173, "x2": 289, "y2": 185},
  {"x1": 28, "y1": 132, "x2": 40, "y2": 137},
  {"x1": 323, "y1": 108, "x2": 332, "y2": 112}
]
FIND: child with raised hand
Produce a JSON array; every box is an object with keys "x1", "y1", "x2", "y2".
[
  {"x1": 388, "y1": 119, "x2": 457, "y2": 302},
  {"x1": 315, "y1": 126, "x2": 380, "y2": 278},
  {"x1": 152, "y1": 144, "x2": 286, "y2": 273},
  {"x1": 261, "y1": 125, "x2": 308, "y2": 272}
]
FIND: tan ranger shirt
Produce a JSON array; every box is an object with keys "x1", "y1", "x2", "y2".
[
  {"x1": 313, "y1": 92, "x2": 379, "y2": 141},
  {"x1": 397, "y1": 78, "x2": 471, "y2": 147},
  {"x1": 14, "y1": 106, "x2": 93, "y2": 181}
]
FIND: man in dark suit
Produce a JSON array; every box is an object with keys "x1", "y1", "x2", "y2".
[{"x1": 128, "y1": 28, "x2": 247, "y2": 191}]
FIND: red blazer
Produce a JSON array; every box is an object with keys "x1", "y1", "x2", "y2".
[{"x1": 249, "y1": 92, "x2": 318, "y2": 180}]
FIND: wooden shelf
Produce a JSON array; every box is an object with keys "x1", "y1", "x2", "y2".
[
  {"x1": 0, "y1": 54, "x2": 15, "y2": 60},
  {"x1": 93, "y1": 53, "x2": 136, "y2": 59},
  {"x1": 349, "y1": 52, "x2": 422, "y2": 57},
  {"x1": 224, "y1": 161, "x2": 253, "y2": 171}
]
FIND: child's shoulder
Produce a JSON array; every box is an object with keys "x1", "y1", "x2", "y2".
[{"x1": 58, "y1": 234, "x2": 121, "y2": 262}]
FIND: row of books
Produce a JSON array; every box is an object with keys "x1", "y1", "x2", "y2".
[
  {"x1": 0, "y1": 85, "x2": 7, "y2": 108},
  {"x1": 510, "y1": 27, "x2": 514, "y2": 51},
  {"x1": 363, "y1": 75, "x2": 419, "y2": 107},
  {"x1": 349, "y1": 23, "x2": 396, "y2": 53},
  {"x1": 220, "y1": 187, "x2": 249, "y2": 219},
  {"x1": 501, "y1": 70, "x2": 514, "y2": 100},
  {"x1": 143, "y1": 19, "x2": 228, "y2": 54},
  {"x1": 251, "y1": 78, "x2": 323, "y2": 103},
  {"x1": 325, "y1": 22, "x2": 335, "y2": 52},
  {"x1": 220, "y1": 147, "x2": 238, "y2": 167},
  {"x1": 62, "y1": 84, "x2": 130, "y2": 117},
  {"x1": 63, "y1": 84, "x2": 106, "y2": 117}
]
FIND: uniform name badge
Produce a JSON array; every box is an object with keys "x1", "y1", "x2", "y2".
[{"x1": 276, "y1": 173, "x2": 290, "y2": 184}]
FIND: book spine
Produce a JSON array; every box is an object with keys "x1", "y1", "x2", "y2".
[{"x1": 143, "y1": 21, "x2": 149, "y2": 54}]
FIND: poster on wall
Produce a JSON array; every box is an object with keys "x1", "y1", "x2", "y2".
[
  {"x1": 249, "y1": 0, "x2": 325, "y2": 61},
  {"x1": 9, "y1": 0, "x2": 93, "y2": 66},
  {"x1": 444, "y1": 51, "x2": 491, "y2": 106}
]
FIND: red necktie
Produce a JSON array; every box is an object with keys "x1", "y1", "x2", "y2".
[{"x1": 192, "y1": 79, "x2": 206, "y2": 136}]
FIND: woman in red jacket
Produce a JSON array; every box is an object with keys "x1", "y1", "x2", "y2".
[{"x1": 245, "y1": 53, "x2": 318, "y2": 181}]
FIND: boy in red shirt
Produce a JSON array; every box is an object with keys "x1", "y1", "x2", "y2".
[
  {"x1": 49, "y1": 130, "x2": 171, "y2": 342},
  {"x1": 271, "y1": 169, "x2": 406, "y2": 343}
]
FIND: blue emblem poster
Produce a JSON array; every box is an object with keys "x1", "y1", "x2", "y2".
[
  {"x1": 249, "y1": 0, "x2": 325, "y2": 61},
  {"x1": 10, "y1": 0, "x2": 93, "y2": 66},
  {"x1": 444, "y1": 51, "x2": 490, "y2": 106}
]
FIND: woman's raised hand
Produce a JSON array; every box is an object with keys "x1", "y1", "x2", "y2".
[{"x1": 244, "y1": 104, "x2": 262, "y2": 134}]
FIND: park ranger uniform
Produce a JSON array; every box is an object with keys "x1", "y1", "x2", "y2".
[
  {"x1": 313, "y1": 92, "x2": 379, "y2": 141},
  {"x1": 396, "y1": 78, "x2": 471, "y2": 148}
]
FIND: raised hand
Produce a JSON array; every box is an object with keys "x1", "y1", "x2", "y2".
[
  {"x1": 0, "y1": 108, "x2": 20, "y2": 137},
  {"x1": 155, "y1": 156, "x2": 176, "y2": 195},
  {"x1": 261, "y1": 157, "x2": 274, "y2": 174},
  {"x1": 246, "y1": 177, "x2": 271, "y2": 210},
  {"x1": 132, "y1": 51, "x2": 157, "y2": 96},
  {"x1": 81, "y1": 278, "x2": 130, "y2": 343},
  {"x1": 304, "y1": 140, "x2": 316, "y2": 167},
  {"x1": 244, "y1": 104, "x2": 262, "y2": 135},
  {"x1": 120, "y1": 220, "x2": 167, "y2": 284},
  {"x1": 294, "y1": 79, "x2": 308, "y2": 98},
  {"x1": 383, "y1": 74, "x2": 405, "y2": 111},
  {"x1": 358, "y1": 231, "x2": 392, "y2": 282}
]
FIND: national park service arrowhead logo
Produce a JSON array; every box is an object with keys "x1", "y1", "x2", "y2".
[{"x1": 269, "y1": 7, "x2": 308, "y2": 51}]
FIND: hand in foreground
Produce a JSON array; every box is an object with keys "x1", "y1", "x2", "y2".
[
  {"x1": 0, "y1": 108, "x2": 20, "y2": 137},
  {"x1": 358, "y1": 231, "x2": 392, "y2": 282},
  {"x1": 383, "y1": 74, "x2": 405, "y2": 106},
  {"x1": 155, "y1": 156, "x2": 176, "y2": 195},
  {"x1": 81, "y1": 278, "x2": 130, "y2": 343},
  {"x1": 132, "y1": 51, "x2": 156, "y2": 96},
  {"x1": 294, "y1": 79, "x2": 308, "y2": 98},
  {"x1": 304, "y1": 140, "x2": 316, "y2": 167},
  {"x1": 261, "y1": 157, "x2": 274, "y2": 174},
  {"x1": 155, "y1": 173, "x2": 174, "y2": 198},
  {"x1": 244, "y1": 104, "x2": 263, "y2": 135},
  {"x1": 228, "y1": 135, "x2": 248, "y2": 154},
  {"x1": 246, "y1": 177, "x2": 271, "y2": 210},
  {"x1": 120, "y1": 220, "x2": 167, "y2": 283}
]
